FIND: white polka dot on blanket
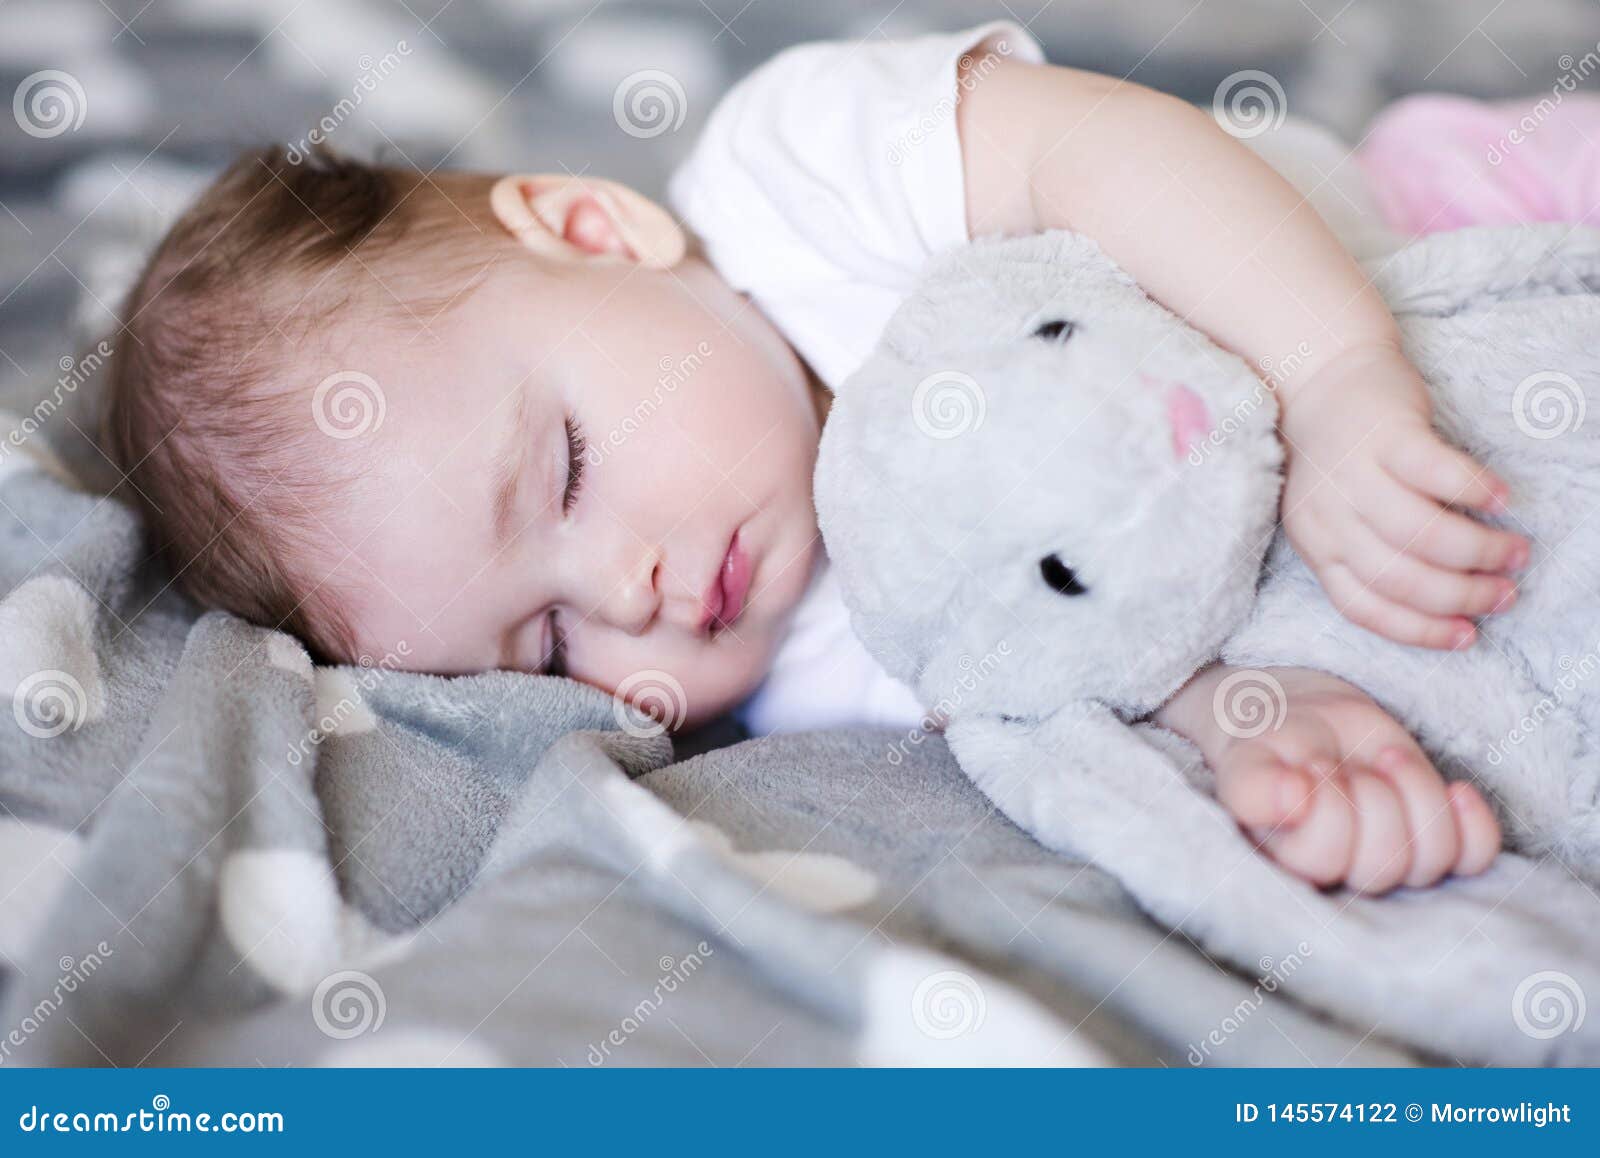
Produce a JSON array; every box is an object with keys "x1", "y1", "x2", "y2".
[
  {"x1": 690, "y1": 820, "x2": 878, "y2": 914},
  {"x1": 0, "y1": 410, "x2": 77, "y2": 490},
  {"x1": 0, "y1": 0, "x2": 115, "y2": 57},
  {"x1": 0, "y1": 818, "x2": 86, "y2": 965},
  {"x1": 600, "y1": 779, "x2": 878, "y2": 912},
  {"x1": 317, "y1": 1030, "x2": 503, "y2": 1068},
  {"x1": 219, "y1": 847, "x2": 409, "y2": 993},
  {"x1": 0, "y1": 575, "x2": 105, "y2": 735},
  {"x1": 312, "y1": 669, "x2": 377, "y2": 736},
  {"x1": 543, "y1": 14, "x2": 725, "y2": 113},
  {"x1": 265, "y1": 634, "x2": 313, "y2": 681},
  {"x1": 597, "y1": 774, "x2": 701, "y2": 870},
  {"x1": 857, "y1": 946, "x2": 1106, "y2": 1068}
]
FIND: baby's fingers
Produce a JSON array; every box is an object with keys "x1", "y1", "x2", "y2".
[
  {"x1": 1215, "y1": 745, "x2": 1314, "y2": 830},
  {"x1": 1447, "y1": 782, "x2": 1503, "y2": 876},
  {"x1": 1358, "y1": 534, "x2": 1517, "y2": 620},
  {"x1": 1259, "y1": 778, "x2": 1355, "y2": 887},
  {"x1": 1320, "y1": 562, "x2": 1475, "y2": 650},
  {"x1": 1382, "y1": 430, "x2": 1508, "y2": 514},
  {"x1": 1343, "y1": 771, "x2": 1411, "y2": 894},
  {"x1": 1361, "y1": 482, "x2": 1527, "y2": 574},
  {"x1": 1372, "y1": 746, "x2": 1459, "y2": 887}
]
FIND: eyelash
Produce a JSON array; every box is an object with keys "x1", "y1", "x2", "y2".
[
  {"x1": 563, "y1": 414, "x2": 587, "y2": 514},
  {"x1": 544, "y1": 610, "x2": 568, "y2": 677},
  {"x1": 542, "y1": 415, "x2": 586, "y2": 677}
]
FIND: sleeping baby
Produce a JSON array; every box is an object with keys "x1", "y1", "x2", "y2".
[{"x1": 104, "y1": 23, "x2": 1511, "y2": 893}]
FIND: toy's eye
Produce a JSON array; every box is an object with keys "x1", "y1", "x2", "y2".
[
  {"x1": 1032, "y1": 319, "x2": 1076, "y2": 343},
  {"x1": 1039, "y1": 553, "x2": 1088, "y2": 596}
]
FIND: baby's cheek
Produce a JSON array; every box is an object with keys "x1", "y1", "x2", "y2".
[
  {"x1": 581, "y1": 627, "x2": 778, "y2": 731},
  {"x1": 677, "y1": 637, "x2": 782, "y2": 729}
]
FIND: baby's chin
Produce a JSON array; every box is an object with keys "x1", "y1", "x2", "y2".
[{"x1": 671, "y1": 631, "x2": 787, "y2": 731}]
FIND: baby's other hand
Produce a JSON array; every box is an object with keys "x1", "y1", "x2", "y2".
[
  {"x1": 1277, "y1": 346, "x2": 1527, "y2": 651},
  {"x1": 1209, "y1": 667, "x2": 1501, "y2": 894}
]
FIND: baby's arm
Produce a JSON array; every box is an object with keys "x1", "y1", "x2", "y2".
[
  {"x1": 1155, "y1": 665, "x2": 1500, "y2": 893},
  {"x1": 957, "y1": 60, "x2": 1528, "y2": 649}
]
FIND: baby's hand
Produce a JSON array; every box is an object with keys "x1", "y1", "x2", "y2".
[
  {"x1": 1210, "y1": 667, "x2": 1499, "y2": 893},
  {"x1": 1277, "y1": 346, "x2": 1527, "y2": 650}
]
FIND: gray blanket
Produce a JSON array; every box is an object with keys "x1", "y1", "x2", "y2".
[{"x1": 0, "y1": 428, "x2": 1437, "y2": 1066}]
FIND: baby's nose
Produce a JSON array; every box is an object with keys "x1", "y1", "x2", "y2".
[{"x1": 599, "y1": 550, "x2": 661, "y2": 636}]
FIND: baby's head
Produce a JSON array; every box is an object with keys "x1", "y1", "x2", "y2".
[{"x1": 105, "y1": 146, "x2": 825, "y2": 727}]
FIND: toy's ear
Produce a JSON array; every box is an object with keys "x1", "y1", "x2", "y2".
[
  {"x1": 1367, "y1": 224, "x2": 1600, "y2": 317},
  {"x1": 943, "y1": 701, "x2": 1245, "y2": 874}
]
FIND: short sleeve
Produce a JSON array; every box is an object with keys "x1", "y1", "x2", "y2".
[{"x1": 667, "y1": 22, "x2": 1045, "y2": 389}]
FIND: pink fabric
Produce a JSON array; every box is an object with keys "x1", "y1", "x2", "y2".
[{"x1": 1357, "y1": 93, "x2": 1600, "y2": 235}]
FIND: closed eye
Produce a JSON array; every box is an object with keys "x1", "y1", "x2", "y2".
[
  {"x1": 563, "y1": 415, "x2": 586, "y2": 514},
  {"x1": 1032, "y1": 319, "x2": 1076, "y2": 343}
]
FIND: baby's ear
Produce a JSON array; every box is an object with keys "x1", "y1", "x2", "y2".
[{"x1": 488, "y1": 174, "x2": 686, "y2": 269}]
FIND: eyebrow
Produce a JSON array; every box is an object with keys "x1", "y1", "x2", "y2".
[{"x1": 489, "y1": 388, "x2": 534, "y2": 552}]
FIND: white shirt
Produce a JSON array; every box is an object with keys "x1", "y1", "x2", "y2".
[
  {"x1": 668, "y1": 20, "x2": 1045, "y2": 392},
  {"x1": 666, "y1": 24, "x2": 1391, "y2": 735},
  {"x1": 734, "y1": 558, "x2": 926, "y2": 736}
]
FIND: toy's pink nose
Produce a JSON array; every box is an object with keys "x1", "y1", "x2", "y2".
[{"x1": 1164, "y1": 383, "x2": 1212, "y2": 461}]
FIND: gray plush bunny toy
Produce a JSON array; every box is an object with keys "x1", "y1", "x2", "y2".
[{"x1": 815, "y1": 224, "x2": 1600, "y2": 896}]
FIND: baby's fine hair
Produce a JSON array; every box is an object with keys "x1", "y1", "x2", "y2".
[{"x1": 103, "y1": 145, "x2": 507, "y2": 661}]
